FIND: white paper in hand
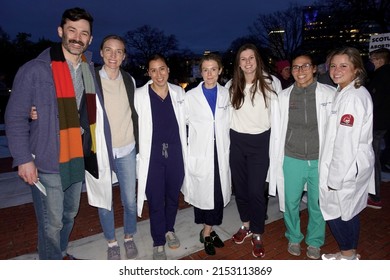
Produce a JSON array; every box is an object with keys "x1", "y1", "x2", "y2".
[{"x1": 34, "y1": 180, "x2": 47, "y2": 196}]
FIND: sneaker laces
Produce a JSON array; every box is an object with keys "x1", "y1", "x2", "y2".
[
  {"x1": 125, "y1": 240, "x2": 135, "y2": 249},
  {"x1": 108, "y1": 246, "x2": 120, "y2": 258}
]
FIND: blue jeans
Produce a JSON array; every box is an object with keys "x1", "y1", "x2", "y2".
[
  {"x1": 98, "y1": 148, "x2": 137, "y2": 241},
  {"x1": 31, "y1": 172, "x2": 82, "y2": 259}
]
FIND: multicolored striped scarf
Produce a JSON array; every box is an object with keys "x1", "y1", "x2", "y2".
[{"x1": 50, "y1": 43, "x2": 97, "y2": 190}]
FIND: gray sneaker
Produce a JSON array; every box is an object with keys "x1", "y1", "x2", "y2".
[
  {"x1": 306, "y1": 246, "x2": 321, "y2": 259},
  {"x1": 287, "y1": 242, "x2": 301, "y2": 256},
  {"x1": 153, "y1": 245, "x2": 167, "y2": 260},
  {"x1": 124, "y1": 240, "x2": 138, "y2": 259},
  {"x1": 107, "y1": 245, "x2": 121, "y2": 260},
  {"x1": 166, "y1": 231, "x2": 180, "y2": 249}
]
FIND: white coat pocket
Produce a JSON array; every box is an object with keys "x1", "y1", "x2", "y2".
[{"x1": 187, "y1": 156, "x2": 209, "y2": 178}]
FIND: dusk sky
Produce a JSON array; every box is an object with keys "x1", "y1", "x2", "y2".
[{"x1": 1, "y1": 0, "x2": 314, "y2": 54}]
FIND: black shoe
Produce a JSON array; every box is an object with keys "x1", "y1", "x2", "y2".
[
  {"x1": 210, "y1": 231, "x2": 224, "y2": 248},
  {"x1": 200, "y1": 230, "x2": 216, "y2": 255},
  {"x1": 204, "y1": 236, "x2": 216, "y2": 255}
]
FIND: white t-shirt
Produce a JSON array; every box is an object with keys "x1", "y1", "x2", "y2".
[{"x1": 231, "y1": 83, "x2": 271, "y2": 134}]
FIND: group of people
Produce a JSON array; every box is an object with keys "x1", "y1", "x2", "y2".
[{"x1": 4, "y1": 6, "x2": 382, "y2": 261}]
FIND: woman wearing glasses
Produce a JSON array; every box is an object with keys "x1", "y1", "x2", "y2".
[{"x1": 269, "y1": 52, "x2": 335, "y2": 259}]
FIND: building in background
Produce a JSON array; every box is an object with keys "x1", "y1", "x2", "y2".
[{"x1": 300, "y1": 5, "x2": 386, "y2": 62}]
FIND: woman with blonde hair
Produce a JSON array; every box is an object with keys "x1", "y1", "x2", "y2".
[{"x1": 319, "y1": 47, "x2": 375, "y2": 260}]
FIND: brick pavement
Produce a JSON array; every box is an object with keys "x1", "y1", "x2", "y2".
[{"x1": 1, "y1": 181, "x2": 389, "y2": 260}]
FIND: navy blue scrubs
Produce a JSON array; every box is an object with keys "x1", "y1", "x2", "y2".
[{"x1": 145, "y1": 85, "x2": 185, "y2": 246}]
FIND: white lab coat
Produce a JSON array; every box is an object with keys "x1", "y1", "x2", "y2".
[
  {"x1": 85, "y1": 95, "x2": 113, "y2": 210},
  {"x1": 319, "y1": 81, "x2": 375, "y2": 221},
  {"x1": 134, "y1": 80, "x2": 187, "y2": 217},
  {"x1": 182, "y1": 82, "x2": 231, "y2": 209},
  {"x1": 268, "y1": 82, "x2": 335, "y2": 212}
]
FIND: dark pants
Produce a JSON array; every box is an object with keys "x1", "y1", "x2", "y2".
[
  {"x1": 371, "y1": 130, "x2": 387, "y2": 201},
  {"x1": 229, "y1": 129, "x2": 270, "y2": 234},
  {"x1": 327, "y1": 215, "x2": 360, "y2": 251},
  {"x1": 194, "y1": 142, "x2": 224, "y2": 226},
  {"x1": 382, "y1": 130, "x2": 390, "y2": 168},
  {"x1": 145, "y1": 144, "x2": 184, "y2": 247}
]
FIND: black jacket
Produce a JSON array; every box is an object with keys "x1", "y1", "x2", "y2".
[{"x1": 366, "y1": 64, "x2": 390, "y2": 131}]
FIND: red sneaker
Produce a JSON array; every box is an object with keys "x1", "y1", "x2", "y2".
[
  {"x1": 367, "y1": 197, "x2": 382, "y2": 209},
  {"x1": 232, "y1": 226, "x2": 252, "y2": 244},
  {"x1": 62, "y1": 254, "x2": 80, "y2": 260},
  {"x1": 251, "y1": 235, "x2": 265, "y2": 258}
]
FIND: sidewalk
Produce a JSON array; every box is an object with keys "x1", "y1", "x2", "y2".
[{"x1": 7, "y1": 195, "x2": 271, "y2": 260}]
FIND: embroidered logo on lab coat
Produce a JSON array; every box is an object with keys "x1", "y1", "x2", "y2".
[{"x1": 340, "y1": 114, "x2": 354, "y2": 127}]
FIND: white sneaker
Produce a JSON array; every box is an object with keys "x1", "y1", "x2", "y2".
[{"x1": 321, "y1": 252, "x2": 359, "y2": 260}]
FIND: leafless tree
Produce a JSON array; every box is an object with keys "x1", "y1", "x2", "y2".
[
  {"x1": 124, "y1": 25, "x2": 179, "y2": 66},
  {"x1": 249, "y1": 3, "x2": 304, "y2": 60}
]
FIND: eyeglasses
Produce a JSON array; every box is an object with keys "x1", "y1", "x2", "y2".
[{"x1": 291, "y1": 63, "x2": 312, "y2": 72}]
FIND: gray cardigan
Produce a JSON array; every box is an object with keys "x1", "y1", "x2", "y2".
[{"x1": 5, "y1": 47, "x2": 115, "y2": 174}]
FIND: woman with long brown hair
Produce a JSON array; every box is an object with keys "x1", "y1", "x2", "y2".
[{"x1": 228, "y1": 44, "x2": 281, "y2": 258}]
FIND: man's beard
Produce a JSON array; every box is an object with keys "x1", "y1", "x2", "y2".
[{"x1": 62, "y1": 38, "x2": 88, "y2": 56}]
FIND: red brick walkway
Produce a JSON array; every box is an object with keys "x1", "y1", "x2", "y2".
[{"x1": 183, "y1": 182, "x2": 390, "y2": 260}]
